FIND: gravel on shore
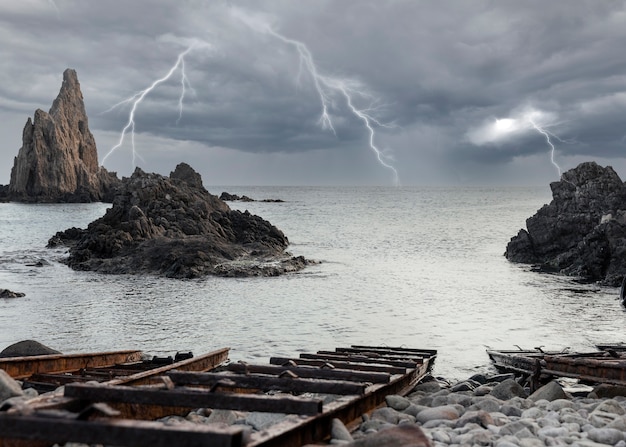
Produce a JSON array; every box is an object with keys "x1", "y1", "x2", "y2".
[
  {"x1": 5, "y1": 368, "x2": 626, "y2": 446},
  {"x1": 324, "y1": 373, "x2": 626, "y2": 446}
]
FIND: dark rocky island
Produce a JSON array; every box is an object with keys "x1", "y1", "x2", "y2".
[
  {"x1": 505, "y1": 161, "x2": 626, "y2": 286},
  {"x1": 0, "y1": 69, "x2": 119, "y2": 203},
  {"x1": 220, "y1": 192, "x2": 284, "y2": 203},
  {"x1": 48, "y1": 163, "x2": 308, "y2": 278}
]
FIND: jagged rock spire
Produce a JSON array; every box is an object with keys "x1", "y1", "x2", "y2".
[{"x1": 8, "y1": 69, "x2": 118, "y2": 202}]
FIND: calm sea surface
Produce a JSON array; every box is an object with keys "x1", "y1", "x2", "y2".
[{"x1": 0, "y1": 186, "x2": 624, "y2": 380}]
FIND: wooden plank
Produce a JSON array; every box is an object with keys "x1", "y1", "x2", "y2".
[
  {"x1": 107, "y1": 347, "x2": 230, "y2": 386},
  {"x1": 0, "y1": 350, "x2": 143, "y2": 380},
  {"x1": 167, "y1": 371, "x2": 367, "y2": 395},
  {"x1": 0, "y1": 413, "x2": 243, "y2": 447},
  {"x1": 269, "y1": 357, "x2": 406, "y2": 374},
  {"x1": 64, "y1": 383, "x2": 323, "y2": 415},
  {"x1": 247, "y1": 357, "x2": 434, "y2": 447},
  {"x1": 349, "y1": 345, "x2": 439, "y2": 356},
  {"x1": 229, "y1": 363, "x2": 391, "y2": 383},
  {"x1": 300, "y1": 353, "x2": 419, "y2": 368}
]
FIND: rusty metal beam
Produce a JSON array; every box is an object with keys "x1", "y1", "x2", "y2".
[
  {"x1": 0, "y1": 350, "x2": 143, "y2": 380},
  {"x1": 0, "y1": 413, "x2": 243, "y2": 447},
  {"x1": 107, "y1": 347, "x2": 230, "y2": 386},
  {"x1": 64, "y1": 383, "x2": 323, "y2": 415},
  {"x1": 167, "y1": 371, "x2": 367, "y2": 395},
  {"x1": 349, "y1": 345, "x2": 438, "y2": 356},
  {"x1": 269, "y1": 357, "x2": 405, "y2": 374},
  {"x1": 300, "y1": 353, "x2": 418, "y2": 368},
  {"x1": 230, "y1": 362, "x2": 392, "y2": 382}
]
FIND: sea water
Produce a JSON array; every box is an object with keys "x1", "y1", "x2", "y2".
[{"x1": 0, "y1": 186, "x2": 623, "y2": 380}]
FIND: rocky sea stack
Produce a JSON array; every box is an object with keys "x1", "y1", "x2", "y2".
[
  {"x1": 3, "y1": 69, "x2": 119, "y2": 202},
  {"x1": 48, "y1": 163, "x2": 308, "y2": 278},
  {"x1": 505, "y1": 161, "x2": 626, "y2": 286}
]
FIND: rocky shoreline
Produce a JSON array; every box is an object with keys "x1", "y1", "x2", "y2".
[{"x1": 3, "y1": 367, "x2": 626, "y2": 446}]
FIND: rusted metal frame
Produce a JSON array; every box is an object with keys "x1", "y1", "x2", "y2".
[
  {"x1": 80, "y1": 367, "x2": 138, "y2": 376},
  {"x1": 543, "y1": 356, "x2": 626, "y2": 382},
  {"x1": 315, "y1": 350, "x2": 425, "y2": 364},
  {"x1": 107, "y1": 347, "x2": 230, "y2": 386},
  {"x1": 540, "y1": 368, "x2": 626, "y2": 386},
  {"x1": 0, "y1": 350, "x2": 143, "y2": 380},
  {"x1": 64, "y1": 383, "x2": 323, "y2": 415},
  {"x1": 230, "y1": 362, "x2": 392, "y2": 382},
  {"x1": 167, "y1": 371, "x2": 367, "y2": 395},
  {"x1": 300, "y1": 353, "x2": 418, "y2": 368},
  {"x1": 269, "y1": 357, "x2": 406, "y2": 374},
  {"x1": 246, "y1": 358, "x2": 433, "y2": 447},
  {"x1": 0, "y1": 413, "x2": 243, "y2": 447},
  {"x1": 28, "y1": 373, "x2": 102, "y2": 385},
  {"x1": 337, "y1": 346, "x2": 437, "y2": 357},
  {"x1": 349, "y1": 345, "x2": 439, "y2": 356}
]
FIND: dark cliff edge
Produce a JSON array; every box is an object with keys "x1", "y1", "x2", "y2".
[
  {"x1": 0, "y1": 68, "x2": 120, "y2": 203},
  {"x1": 48, "y1": 163, "x2": 310, "y2": 278},
  {"x1": 505, "y1": 161, "x2": 626, "y2": 286}
]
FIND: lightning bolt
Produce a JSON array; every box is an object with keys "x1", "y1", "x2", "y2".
[
  {"x1": 101, "y1": 45, "x2": 195, "y2": 168},
  {"x1": 235, "y1": 11, "x2": 400, "y2": 186},
  {"x1": 528, "y1": 118, "x2": 562, "y2": 177}
]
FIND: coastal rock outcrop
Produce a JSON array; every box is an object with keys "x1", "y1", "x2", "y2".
[
  {"x1": 48, "y1": 163, "x2": 308, "y2": 278},
  {"x1": 505, "y1": 161, "x2": 626, "y2": 285},
  {"x1": 5, "y1": 69, "x2": 119, "y2": 202}
]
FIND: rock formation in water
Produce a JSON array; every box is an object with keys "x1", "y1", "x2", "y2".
[
  {"x1": 48, "y1": 163, "x2": 308, "y2": 278},
  {"x1": 505, "y1": 161, "x2": 626, "y2": 285},
  {"x1": 4, "y1": 69, "x2": 119, "y2": 202},
  {"x1": 220, "y1": 192, "x2": 284, "y2": 203}
]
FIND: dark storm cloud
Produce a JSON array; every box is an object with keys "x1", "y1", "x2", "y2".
[{"x1": 1, "y1": 0, "x2": 626, "y2": 185}]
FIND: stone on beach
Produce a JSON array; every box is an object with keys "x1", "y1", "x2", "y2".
[{"x1": 0, "y1": 369, "x2": 24, "y2": 402}]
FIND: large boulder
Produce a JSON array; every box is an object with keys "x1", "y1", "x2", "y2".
[
  {"x1": 6, "y1": 69, "x2": 119, "y2": 202},
  {"x1": 505, "y1": 162, "x2": 626, "y2": 285},
  {"x1": 48, "y1": 163, "x2": 308, "y2": 278},
  {"x1": 0, "y1": 340, "x2": 61, "y2": 358}
]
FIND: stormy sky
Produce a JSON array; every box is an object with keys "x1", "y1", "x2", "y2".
[{"x1": 1, "y1": 1, "x2": 626, "y2": 186}]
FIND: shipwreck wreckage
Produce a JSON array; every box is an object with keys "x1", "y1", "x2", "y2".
[
  {"x1": 487, "y1": 344, "x2": 626, "y2": 391},
  {"x1": 0, "y1": 345, "x2": 436, "y2": 447}
]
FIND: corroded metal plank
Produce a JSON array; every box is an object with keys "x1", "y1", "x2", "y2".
[
  {"x1": 64, "y1": 383, "x2": 323, "y2": 415},
  {"x1": 0, "y1": 350, "x2": 143, "y2": 380},
  {"x1": 0, "y1": 413, "x2": 243, "y2": 447},
  {"x1": 230, "y1": 362, "x2": 392, "y2": 382},
  {"x1": 300, "y1": 353, "x2": 418, "y2": 368},
  {"x1": 107, "y1": 347, "x2": 230, "y2": 386},
  {"x1": 269, "y1": 357, "x2": 406, "y2": 374},
  {"x1": 349, "y1": 345, "x2": 439, "y2": 356},
  {"x1": 321, "y1": 349, "x2": 425, "y2": 363},
  {"x1": 168, "y1": 371, "x2": 367, "y2": 395}
]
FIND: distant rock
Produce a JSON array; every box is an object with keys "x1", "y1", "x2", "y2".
[
  {"x1": 4, "y1": 69, "x2": 120, "y2": 203},
  {"x1": 48, "y1": 163, "x2": 309, "y2": 278},
  {"x1": 220, "y1": 192, "x2": 284, "y2": 203},
  {"x1": 0, "y1": 289, "x2": 25, "y2": 299},
  {"x1": 505, "y1": 161, "x2": 626, "y2": 285},
  {"x1": 0, "y1": 340, "x2": 61, "y2": 358}
]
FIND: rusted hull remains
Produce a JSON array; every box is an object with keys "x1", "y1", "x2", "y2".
[
  {"x1": 488, "y1": 347, "x2": 626, "y2": 387},
  {"x1": 0, "y1": 348, "x2": 230, "y2": 391},
  {"x1": 0, "y1": 345, "x2": 436, "y2": 447}
]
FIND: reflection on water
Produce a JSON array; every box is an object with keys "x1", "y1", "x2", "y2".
[{"x1": 1, "y1": 186, "x2": 625, "y2": 380}]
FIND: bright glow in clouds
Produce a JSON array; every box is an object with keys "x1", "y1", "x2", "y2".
[{"x1": 467, "y1": 107, "x2": 566, "y2": 177}]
